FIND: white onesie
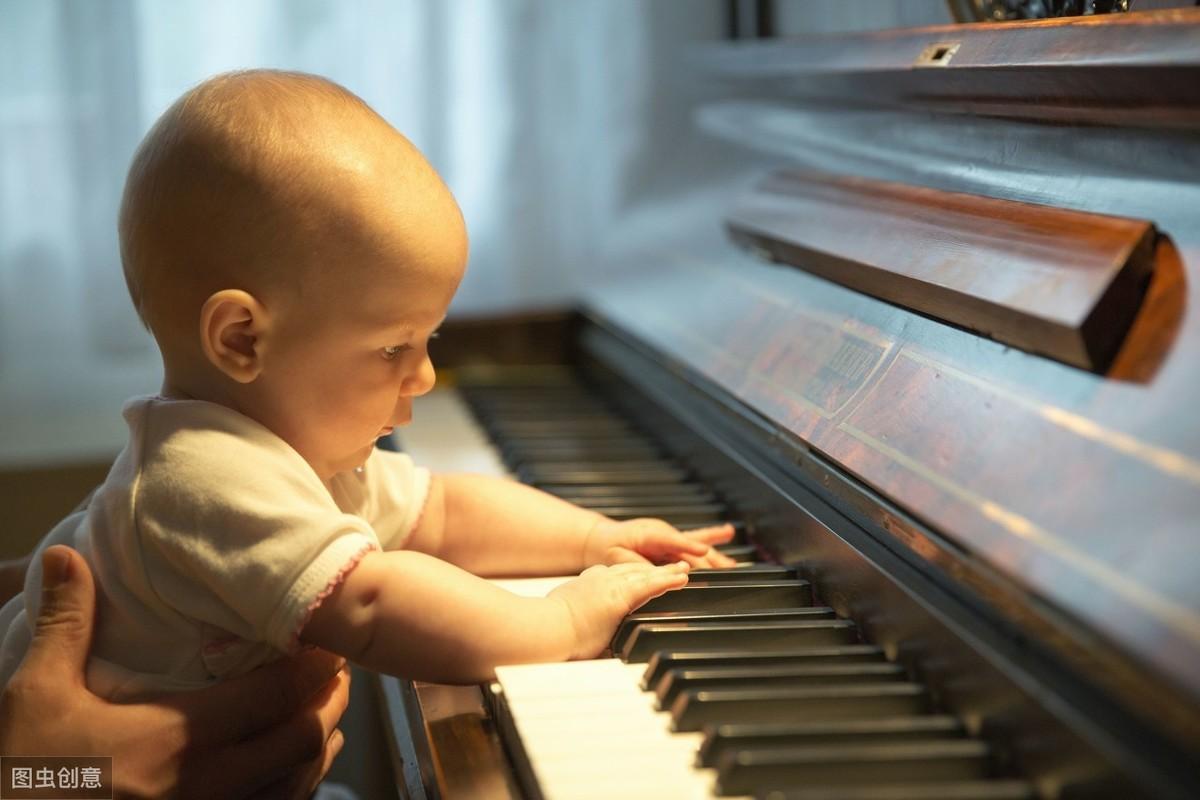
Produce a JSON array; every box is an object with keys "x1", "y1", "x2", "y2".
[{"x1": 0, "y1": 395, "x2": 429, "y2": 700}]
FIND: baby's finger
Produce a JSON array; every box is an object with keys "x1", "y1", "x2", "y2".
[
  {"x1": 607, "y1": 560, "x2": 661, "y2": 574},
  {"x1": 683, "y1": 523, "x2": 737, "y2": 546},
  {"x1": 604, "y1": 547, "x2": 650, "y2": 566},
  {"x1": 636, "y1": 527, "x2": 709, "y2": 556},
  {"x1": 702, "y1": 548, "x2": 739, "y2": 569},
  {"x1": 619, "y1": 560, "x2": 689, "y2": 580},
  {"x1": 627, "y1": 564, "x2": 689, "y2": 610}
]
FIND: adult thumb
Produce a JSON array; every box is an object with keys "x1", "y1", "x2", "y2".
[{"x1": 23, "y1": 545, "x2": 95, "y2": 681}]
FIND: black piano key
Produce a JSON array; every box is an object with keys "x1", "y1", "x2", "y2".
[
  {"x1": 641, "y1": 645, "x2": 886, "y2": 690},
  {"x1": 656, "y1": 662, "x2": 907, "y2": 710},
  {"x1": 497, "y1": 436, "x2": 647, "y2": 451},
  {"x1": 688, "y1": 565, "x2": 796, "y2": 583},
  {"x1": 476, "y1": 400, "x2": 614, "y2": 413},
  {"x1": 575, "y1": 499, "x2": 726, "y2": 513},
  {"x1": 473, "y1": 410, "x2": 616, "y2": 425},
  {"x1": 486, "y1": 410, "x2": 620, "y2": 422},
  {"x1": 718, "y1": 740, "x2": 992, "y2": 795},
  {"x1": 523, "y1": 465, "x2": 691, "y2": 484},
  {"x1": 544, "y1": 483, "x2": 715, "y2": 500},
  {"x1": 581, "y1": 504, "x2": 728, "y2": 524},
  {"x1": 472, "y1": 398, "x2": 609, "y2": 410},
  {"x1": 503, "y1": 444, "x2": 663, "y2": 464},
  {"x1": 466, "y1": 389, "x2": 596, "y2": 399},
  {"x1": 496, "y1": 428, "x2": 646, "y2": 441},
  {"x1": 486, "y1": 416, "x2": 632, "y2": 429},
  {"x1": 699, "y1": 715, "x2": 966, "y2": 768},
  {"x1": 497, "y1": 426, "x2": 650, "y2": 440},
  {"x1": 568, "y1": 496, "x2": 723, "y2": 512},
  {"x1": 462, "y1": 383, "x2": 588, "y2": 394},
  {"x1": 493, "y1": 417, "x2": 638, "y2": 428},
  {"x1": 519, "y1": 459, "x2": 679, "y2": 473},
  {"x1": 636, "y1": 581, "x2": 812, "y2": 614},
  {"x1": 460, "y1": 381, "x2": 580, "y2": 392},
  {"x1": 613, "y1": 607, "x2": 836, "y2": 655},
  {"x1": 715, "y1": 544, "x2": 758, "y2": 561},
  {"x1": 670, "y1": 684, "x2": 929, "y2": 732},
  {"x1": 756, "y1": 780, "x2": 1036, "y2": 800},
  {"x1": 680, "y1": 520, "x2": 748, "y2": 538},
  {"x1": 621, "y1": 619, "x2": 857, "y2": 662},
  {"x1": 464, "y1": 400, "x2": 601, "y2": 414}
]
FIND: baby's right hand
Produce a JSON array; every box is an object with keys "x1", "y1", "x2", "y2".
[{"x1": 548, "y1": 562, "x2": 689, "y2": 660}]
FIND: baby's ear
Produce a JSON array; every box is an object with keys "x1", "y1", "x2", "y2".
[{"x1": 198, "y1": 289, "x2": 270, "y2": 383}]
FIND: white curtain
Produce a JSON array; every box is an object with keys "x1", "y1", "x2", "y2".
[{"x1": 0, "y1": 0, "x2": 729, "y2": 465}]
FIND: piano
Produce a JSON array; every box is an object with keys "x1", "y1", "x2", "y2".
[{"x1": 374, "y1": 6, "x2": 1200, "y2": 798}]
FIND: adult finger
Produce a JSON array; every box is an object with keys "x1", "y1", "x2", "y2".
[
  {"x1": 197, "y1": 666, "x2": 350, "y2": 799},
  {"x1": 168, "y1": 648, "x2": 346, "y2": 748},
  {"x1": 250, "y1": 728, "x2": 345, "y2": 800},
  {"x1": 21, "y1": 546, "x2": 94, "y2": 684}
]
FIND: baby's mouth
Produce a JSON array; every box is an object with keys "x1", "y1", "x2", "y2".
[{"x1": 378, "y1": 427, "x2": 395, "y2": 437}]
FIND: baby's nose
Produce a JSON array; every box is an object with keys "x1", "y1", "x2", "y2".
[{"x1": 401, "y1": 357, "x2": 436, "y2": 397}]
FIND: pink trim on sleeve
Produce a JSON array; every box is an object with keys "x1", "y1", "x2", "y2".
[
  {"x1": 202, "y1": 636, "x2": 242, "y2": 656},
  {"x1": 288, "y1": 542, "x2": 378, "y2": 650}
]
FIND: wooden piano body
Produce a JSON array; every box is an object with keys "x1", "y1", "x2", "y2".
[{"x1": 375, "y1": 9, "x2": 1200, "y2": 799}]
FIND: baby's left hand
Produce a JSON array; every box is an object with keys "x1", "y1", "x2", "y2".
[{"x1": 584, "y1": 518, "x2": 738, "y2": 569}]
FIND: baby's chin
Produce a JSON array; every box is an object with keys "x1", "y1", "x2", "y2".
[{"x1": 325, "y1": 442, "x2": 379, "y2": 476}]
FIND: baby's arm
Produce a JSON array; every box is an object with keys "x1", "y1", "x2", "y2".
[
  {"x1": 300, "y1": 549, "x2": 688, "y2": 684},
  {"x1": 405, "y1": 473, "x2": 736, "y2": 576}
]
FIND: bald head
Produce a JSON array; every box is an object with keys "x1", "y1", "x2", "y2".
[{"x1": 119, "y1": 69, "x2": 461, "y2": 345}]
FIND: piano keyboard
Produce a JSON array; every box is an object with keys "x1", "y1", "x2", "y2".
[
  {"x1": 403, "y1": 373, "x2": 1036, "y2": 798},
  {"x1": 393, "y1": 387, "x2": 510, "y2": 477}
]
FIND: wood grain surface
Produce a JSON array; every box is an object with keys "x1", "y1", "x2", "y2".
[{"x1": 727, "y1": 171, "x2": 1158, "y2": 372}]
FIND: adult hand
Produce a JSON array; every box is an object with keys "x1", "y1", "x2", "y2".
[
  {"x1": 585, "y1": 519, "x2": 738, "y2": 569},
  {"x1": 0, "y1": 545, "x2": 350, "y2": 799}
]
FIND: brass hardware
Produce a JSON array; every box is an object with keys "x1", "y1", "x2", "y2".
[{"x1": 916, "y1": 42, "x2": 961, "y2": 67}]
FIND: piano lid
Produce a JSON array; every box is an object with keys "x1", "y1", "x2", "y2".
[{"x1": 586, "y1": 9, "x2": 1200, "y2": 756}]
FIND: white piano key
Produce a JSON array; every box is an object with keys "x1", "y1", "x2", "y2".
[
  {"x1": 394, "y1": 388, "x2": 510, "y2": 476},
  {"x1": 488, "y1": 575, "x2": 574, "y2": 598},
  {"x1": 496, "y1": 660, "x2": 747, "y2": 799}
]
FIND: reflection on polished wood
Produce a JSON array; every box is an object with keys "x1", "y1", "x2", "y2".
[
  {"x1": 1108, "y1": 237, "x2": 1187, "y2": 382},
  {"x1": 727, "y1": 171, "x2": 1158, "y2": 372},
  {"x1": 419, "y1": 683, "x2": 521, "y2": 800}
]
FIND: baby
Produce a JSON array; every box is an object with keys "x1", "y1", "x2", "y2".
[{"x1": 0, "y1": 70, "x2": 734, "y2": 697}]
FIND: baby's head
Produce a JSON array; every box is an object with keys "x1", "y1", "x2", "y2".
[{"x1": 120, "y1": 70, "x2": 467, "y2": 479}]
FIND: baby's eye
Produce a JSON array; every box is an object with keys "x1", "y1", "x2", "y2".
[{"x1": 381, "y1": 345, "x2": 410, "y2": 361}]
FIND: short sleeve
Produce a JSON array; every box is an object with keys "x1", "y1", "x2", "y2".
[
  {"x1": 328, "y1": 449, "x2": 431, "y2": 550},
  {"x1": 132, "y1": 400, "x2": 382, "y2": 652}
]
